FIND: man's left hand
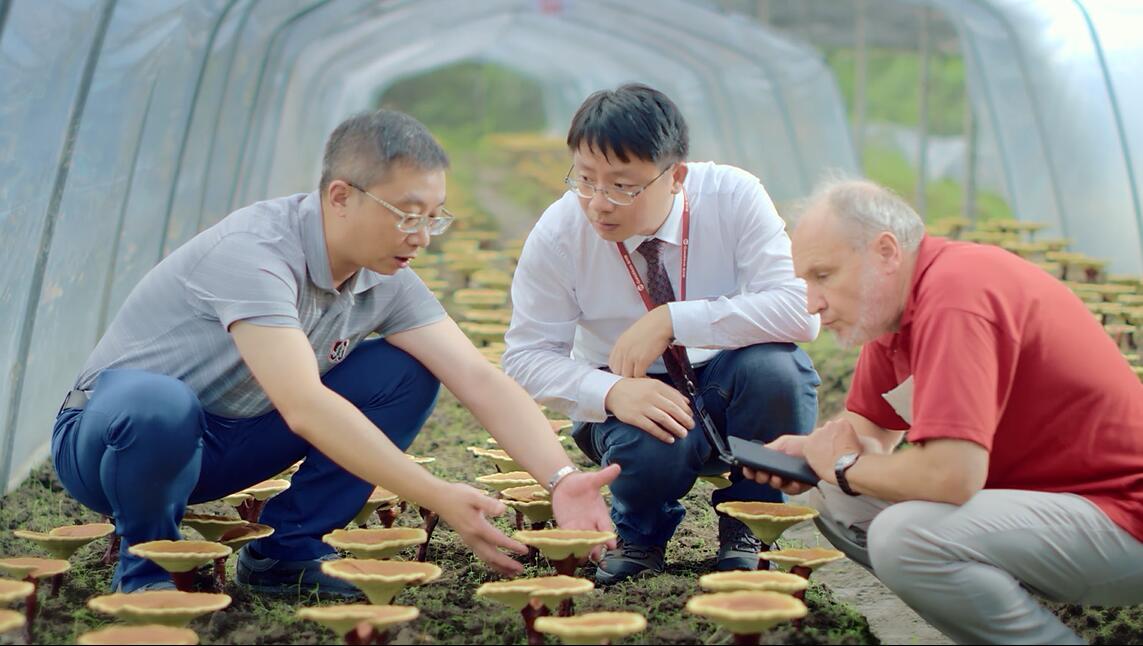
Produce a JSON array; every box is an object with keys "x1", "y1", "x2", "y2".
[
  {"x1": 802, "y1": 419, "x2": 863, "y2": 485},
  {"x1": 609, "y1": 306, "x2": 674, "y2": 377},
  {"x1": 551, "y1": 463, "x2": 621, "y2": 560}
]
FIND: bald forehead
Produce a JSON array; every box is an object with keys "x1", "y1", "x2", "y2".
[{"x1": 792, "y1": 205, "x2": 849, "y2": 276}]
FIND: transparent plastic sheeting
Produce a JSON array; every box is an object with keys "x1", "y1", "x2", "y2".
[
  {"x1": 926, "y1": 0, "x2": 1143, "y2": 274},
  {"x1": 0, "y1": 0, "x2": 855, "y2": 493},
  {"x1": 3, "y1": 0, "x2": 1143, "y2": 494}
]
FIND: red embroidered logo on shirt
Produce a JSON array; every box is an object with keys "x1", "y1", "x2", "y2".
[{"x1": 329, "y1": 339, "x2": 350, "y2": 363}]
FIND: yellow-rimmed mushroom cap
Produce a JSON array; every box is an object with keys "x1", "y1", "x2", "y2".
[
  {"x1": 453, "y1": 288, "x2": 508, "y2": 308},
  {"x1": 698, "y1": 473, "x2": 733, "y2": 490},
  {"x1": 513, "y1": 529, "x2": 616, "y2": 561},
  {"x1": 0, "y1": 609, "x2": 25, "y2": 634},
  {"x1": 525, "y1": 575, "x2": 595, "y2": 609},
  {"x1": 320, "y1": 559, "x2": 441, "y2": 604},
  {"x1": 0, "y1": 556, "x2": 71, "y2": 579},
  {"x1": 240, "y1": 478, "x2": 291, "y2": 501},
  {"x1": 459, "y1": 322, "x2": 509, "y2": 344},
  {"x1": 217, "y1": 523, "x2": 274, "y2": 551},
  {"x1": 219, "y1": 492, "x2": 251, "y2": 507},
  {"x1": 469, "y1": 269, "x2": 514, "y2": 290},
  {"x1": 475, "y1": 579, "x2": 543, "y2": 611},
  {"x1": 297, "y1": 604, "x2": 418, "y2": 635},
  {"x1": 534, "y1": 611, "x2": 647, "y2": 644},
  {"x1": 503, "y1": 498, "x2": 554, "y2": 525},
  {"x1": 407, "y1": 454, "x2": 435, "y2": 465},
  {"x1": 274, "y1": 460, "x2": 305, "y2": 479},
  {"x1": 0, "y1": 578, "x2": 34, "y2": 604},
  {"x1": 179, "y1": 514, "x2": 246, "y2": 542},
  {"x1": 758, "y1": 547, "x2": 845, "y2": 572},
  {"x1": 476, "y1": 471, "x2": 538, "y2": 492},
  {"x1": 87, "y1": 591, "x2": 231, "y2": 627},
  {"x1": 322, "y1": 528, "x2": 427, "y2": 559},
  {"x1": 714, "y1": 502, "x2": 819, "y2": 544},
  {"x1": 352, "y1": 487, "x2": 401, "y2": 526},
  {"x1": 459, "y1": 307, "x2": 513, "y2": 324},
  {"x1": 12, "y1": 523, "x2": 115, "y2": 560},
  {"x1": 501, "y1": 484, "x2": 550, "y2": 502},
  {"x1": 466, "y1": 447, "x2": 523, "y2": 472},
  {"x1": 686, "y1": 591, "x2": 807, "y2": 634},
  {"x1": 77, "y1": 624, "x2": 200, "y2": 645},
  {"x1": 127, "y1": 541, "x2": 231, "y2": 573},
  {"x1": 698, "y1": 570, "x2": 809, "y2": 594}
]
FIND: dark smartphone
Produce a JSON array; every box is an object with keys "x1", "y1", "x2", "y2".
[{"x1": 727, "y1": 436, "x2": 821, "y2": 486}]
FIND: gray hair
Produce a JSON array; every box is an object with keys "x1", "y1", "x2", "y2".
[
  {"x1": 801, "y1": 177, "x2": 925, "y2": 252},
  {"x1": 319, "y1": 110, "x2": 449, "y2": 194}
]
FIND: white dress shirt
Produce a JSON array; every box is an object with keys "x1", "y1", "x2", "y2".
[{"x1": 503, "y1": 161, "x2": 820, "y2": 422}]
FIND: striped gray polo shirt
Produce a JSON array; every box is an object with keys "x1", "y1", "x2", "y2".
[{"x1": 74, "y1": 191, "x2": 445, "y2": 418}]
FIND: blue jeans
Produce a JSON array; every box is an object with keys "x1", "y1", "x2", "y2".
[
  {"x1": 572, "y1": 342, "x2": 819, "y2": 547},
  {"x1": 51, "y1": 338, "x2": 439, "y2": 592}
]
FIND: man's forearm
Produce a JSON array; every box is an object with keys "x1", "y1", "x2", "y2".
[{"x1": 839, "y1": 410, "x2": 905, "y2": 454}]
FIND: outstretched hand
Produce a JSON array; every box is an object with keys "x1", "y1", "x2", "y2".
[
  {"x1": 433, "y1": 482, "x2": 528, "y2": 576},
  {"x1": 551, "y1": 463, "x2": 621, "y2": 560}
]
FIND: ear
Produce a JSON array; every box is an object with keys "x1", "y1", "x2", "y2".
[
  {"x1": 327, "y1": 180, "x2": 352, "y2": 213},
  {"x1": 872, "y1": 231, "x2": 903, "y2": 272},
  {"x1": 671, "y1": 162, "x2": 688, "y2": 193}
]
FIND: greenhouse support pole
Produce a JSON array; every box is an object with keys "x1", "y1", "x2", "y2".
[
  {"x1": 963, "y1": 73, "x2": 977, "y2": 223},
  {"x1": 853, "y1": 0, "x2": 867, "y2": 169},
  {"x1": 915, "y1": 6, "x2": 931, "y2": 218}
]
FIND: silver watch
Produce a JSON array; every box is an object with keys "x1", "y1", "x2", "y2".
[
  {"x1": 834, "y1": 452, "x2": 861, "y2": 497},
  {"x1": 546, "y1": 465, "x2": 581, "y2": 493}
]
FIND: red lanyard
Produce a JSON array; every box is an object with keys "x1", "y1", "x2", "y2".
[{"x1": 616, "y1": 191, "x2": 690, "y2": 310}]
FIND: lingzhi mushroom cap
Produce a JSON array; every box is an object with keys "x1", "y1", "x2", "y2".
[
  {"x1": 524, "y1": 575, "x2": 595, "y2": 609},
  {"x1": 76, "y1": 624, "x2": 200, "y2": 645},
  {"x1": 296, "y1": 604, "x2": 419, "y2": 635},
  {"x1": 0, "y1": 578, "x2": 35, "y2": 604},
  {"x1": 758, "y1": 547, "x2": 845, "y2": 572},
  {"x1": 686, "y1": 590, "x2": 807, "y2": 634},
  {"x1": 322, "y1": 527, "x2": 427, "y2": 559},
  {"x1": 240, "y1": 478, "x2": 291, "y2": 501},
  {"x1": 533, "y1": 611, "x2": 647, "y2": 643},
  {"x1": 0, "y1": 609, "x2": 25, "y2": 634},
  {"x1": 352, "y1": 487, "x2": 401, "y2": 526},
  {"x1": 714, "y1": 502, "x2": 819, "y2": 544},
  {"x1": 127, "y1": 540, "x2": 231, "y2": 573},
  {"x1": 513, "y1": 529, "x2": 616, "y2": 561},
  {"x1": 475, "y1": 471, "x2": 538, "y2": 492},
  {"x1": 217, "y1": 523, "x2": 274, "y2": 550},
  {"x1": 87, "y1": 591, "x2": 231, "y2": 627},
  {"x1": 179, "y1": 514, "x2": 246, "y2": 542},
  {"x1": 12, "y1": 523, "x2": 115, "y2": 560},
  {"x1": 0, "y1": 556, "x2": 71, "y2": 579},
  {"x1": 466, "y1": 446, "x2": 523, "y2": 472},
  {"x1": 475, "y1": 579, "x2": 544, "y2": 611},
  {"x1": 320, "y1": 559, "x2": 441, "y2": 604},
  {"x1": 698, "y1": 570, "x2": 809, "y2": 594}
]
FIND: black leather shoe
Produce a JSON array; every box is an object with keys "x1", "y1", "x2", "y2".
[
  {"x1": 594, "y1": 540, "x2": 665, "y2": 586},
  {"x1": 716, "y1": 514, "x2": 763, "y2": 571}
]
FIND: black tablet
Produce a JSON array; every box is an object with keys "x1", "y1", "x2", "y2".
[{"x1": 727, "y1": 436, "x2": 821, "y2": 486}]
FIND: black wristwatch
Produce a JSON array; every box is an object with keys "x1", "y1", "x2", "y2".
[{"x1": 834, "y1": 452, "x2": 861, "y2": 496}]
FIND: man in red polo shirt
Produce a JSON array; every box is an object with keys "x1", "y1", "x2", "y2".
[{"x1": 746, "y1": 179, "x2": 1143, "y2": 644}]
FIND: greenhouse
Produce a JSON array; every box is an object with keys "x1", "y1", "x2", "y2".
[{"x1": 1, "y1": 0, "x2": 1140, "y2": 644}]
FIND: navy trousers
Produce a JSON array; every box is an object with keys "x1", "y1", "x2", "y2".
[
  {"x1": 572, "y1": 342, "x2": 820, "y2": 547},
  {"x1": 51, "y1": 338, "x2": 439, "y2": 592}
]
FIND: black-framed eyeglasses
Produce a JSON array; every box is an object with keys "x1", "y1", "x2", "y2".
[
  {"x1": 347, "y1": 182, "x2": 455, "y2": 235},
  {"x1": 563, "y1": 163, "x2": 673, "y2": 206}
]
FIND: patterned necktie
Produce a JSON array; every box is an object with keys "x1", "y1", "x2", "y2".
[
  {"x1": 635, "y1": 237, "x2": 689, "y2": 389},
  {"x1": 636, "y1": 238, "x2": 676, "y2": 305}
]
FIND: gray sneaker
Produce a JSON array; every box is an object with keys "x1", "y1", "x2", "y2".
[
  {"x1": 594, "y1": 540, "x2": 665, "y2": 586},
  {"x1": 716, "y1": 514, "x2": 763, "y2": 571}
]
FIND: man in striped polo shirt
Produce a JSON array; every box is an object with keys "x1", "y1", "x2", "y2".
[{"x1": 51, "y1": 110, "x2": 617, "y2": 595}]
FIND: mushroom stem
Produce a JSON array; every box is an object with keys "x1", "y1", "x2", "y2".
[
  {"x1": 521, "y1": 601, "x2": 549, "y2": 646},
  {"x1": 23, "y1": 576, "x2": 38, "y2": 644},
  {"x1": 551, "y1": 555, "x2": 580, "y2": 577},
  {"x1": 236, "y1": 499, "x2": 266, "y2": 523},
  {"x1": 170, "y1": 570, "x2": 196, "y2": 592},
  {"x1": 213, "y1": 556, "x2": 228, "y2": 591},
  {"x1": 732, "y1": 632, "x2": 761, "y2": 645},
  {"x1": 557, "y1": 597, "x2": 574, "y2": 617},
  {"x1": 102, "y1": 518, "x2": 120, "y2": 566},
  {"x1": 755, "y1": 542, "x2": 771, "y2": 571},
  {"x1": 372, "y1": 628, "x2": 391, "y2": 645},
  {"x1": 376, "y1": 507, "x2": 398, "y2": 529},
  {"x1": 514, "y1": 510, "x2": 524, "y2": 531},
  {"x1": 790, "y1": 565, "x2": 812, "y2": 603},
  {"x1": 529, "y1": 521, "x2": 547, "y2": 531},
  {"x1": 416, "y1": 508, "x2": 440, "y2": 562},
  {"x1": 49, "y1": 572, "x2": 63, "y2": 597},
  {"x1": 343, "y1": 620, "x2": 377, "y2": 645}
]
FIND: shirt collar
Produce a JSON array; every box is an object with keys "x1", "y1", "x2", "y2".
[
  {"x1": 301, "y1": 191, "x2": 386, "y2": 296},
  {"x1": 899, "y1": 234, "x2": 951, "y2": 328},
  {"x1": 621, "y1": 192, "x2": 685, "y2": 249}
]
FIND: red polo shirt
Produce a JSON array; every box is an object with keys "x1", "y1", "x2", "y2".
[{"x1": 846, "y1": 236, "x2": 1143, "y2": 542}]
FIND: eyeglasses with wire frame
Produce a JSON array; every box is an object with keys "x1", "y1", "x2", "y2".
[
  {"x1": 347, "y1": 182, "x2": 455, "y2": 235},
  {"x1": 563, "y1": 164, "x2": 674, "y2": 206}
]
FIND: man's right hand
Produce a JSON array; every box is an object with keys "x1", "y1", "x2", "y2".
[
  {"x1": 604, "y1": 377, "x2": 695, "y2": 443},
  {"x1": 742, "y1": 434, "x2": 816, "y2": 495},
  {"x1": 429, "y1": 482, "x2": 528, "y2": 577}
]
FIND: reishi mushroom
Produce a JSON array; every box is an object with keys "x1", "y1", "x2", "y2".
[
  {"x1": 76, "y1": 624, "x2": 200, "y2": 645},
  {"x1": 686, "y1": 590, "x2": 807, "y2": 645},
  {"x1": 714, "y1": 502, "x2": 819, "y2": 569},
  {"x1": 126, "y1": 540, "x2": 231, "y2": 592},
  {"x1": 533, "y1": 611, "x2": 647, "y2": 645},
  {"x1": 319, "y1": 559, "x2": 441, "y2": 605},
  {"x1": 86, "y1": 590, "x2": 232, "y2": 627},
  {"x1": 296, "y1": 604, "x2": 418, "y2": 645}
]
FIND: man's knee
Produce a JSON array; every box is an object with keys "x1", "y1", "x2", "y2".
[
  {"x1": 867, "y1": 501, "x2": 942, "y2": 584},
  {"x1": 94, "y1": 370, "x2": 203, "y2": 450},
  {"x1": 600, "y1": 424, "x2": 702, "y2": 498}
]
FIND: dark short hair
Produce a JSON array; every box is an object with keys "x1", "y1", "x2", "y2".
[
  {"x1": 319, "y1": 109, "x2": 449, "y2": 194},
  {"x1": 566, "y1": 83, "x2": 689, "y2": 165}
]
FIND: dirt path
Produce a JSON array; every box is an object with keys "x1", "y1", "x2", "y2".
[
  {"x1": 473, "y1": 164, "x2": 539, "y2": 241},
  {"x1": 784, "y1": 511, "x2": 954, "y2": 645}
]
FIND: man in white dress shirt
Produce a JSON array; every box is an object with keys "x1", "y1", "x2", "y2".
[{"x1": 503, "y1": 84, "x2": 821, "y2": 584}]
